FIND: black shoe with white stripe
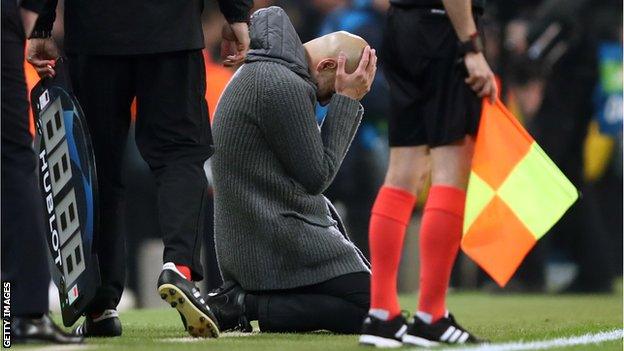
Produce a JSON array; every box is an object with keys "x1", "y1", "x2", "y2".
[
  {"x1": 359, "y1": 314, "x2": 407, "y2": 348},
  {"x1": 73, "y1": 309, "x2": 122, "y2": 337},
  {"x1": 157, "y1": 264, "x2": 220, "y2": 338},
  {"x1": 402, "y1": 313, "x2": 482, "y2": 347},
  {"x1": 205, "y1": 281, "x2": 252, "y2": 332}
]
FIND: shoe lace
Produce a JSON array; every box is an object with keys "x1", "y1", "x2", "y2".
[
  {"x1": 448, "y1": 314, "x2": 466, "y2": 331},
  {"x1": 207, "y1": 281, "x2": 237, "y2": 297},
  {"x1": 207, "y1": 285, "x2": 225, "y2": 297}
]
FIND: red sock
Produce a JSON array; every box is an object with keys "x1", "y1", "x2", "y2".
[
  {"x1": 417, "y1": 185, "x2": 465, "y2": 322},
  {"x1": 369, "y1": 186, "x2": 417, "y2": 319},
  {"x1": 175, "y1": 264, "x2": 192, "y2": 281}
]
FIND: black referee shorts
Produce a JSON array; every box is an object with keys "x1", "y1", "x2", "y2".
[{"x1": 382, "y1": 5, "x2": 482, "y2": 147}]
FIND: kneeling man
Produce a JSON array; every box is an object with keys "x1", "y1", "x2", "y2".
[{"x1": 207, "y1": 6, "x2": 377, "y2": 334}]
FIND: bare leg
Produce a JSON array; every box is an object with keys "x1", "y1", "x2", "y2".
[
  {"x1": 417, "y1": 135, "x2": 475, "y2": 322},
  {"x1": 368, "y1": 145, "x2": 429, "y2": 319},
  {"x1": 383, "y1": 146, "x2": 430, "y2": 194},
  {"x1": 429, "y1": 135, "x2": 474, "y2": 190}
]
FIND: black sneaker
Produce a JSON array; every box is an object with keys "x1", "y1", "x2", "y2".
[
  {"x1": 402, "y1": 313, "x2": 482, "y2": 347},
  {"x1": 205, "y1": 281, "x2": 252, "y2": 332},
  {"x1": 73, "y1": 309, "x2": 122, "y2": 337},
  {"x1": 359, "y1": 314, "x2": 407, "y2": 348},
  {"x1": 157, "y1": 264, "x2": 220, "y2": 338},
  {"x1": 14, "y1": 314, "x2": 84, "y2": 344}
]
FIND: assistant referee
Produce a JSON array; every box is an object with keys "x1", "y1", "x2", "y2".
[{"x1": 360, "y1": 0, "x2": 497, "y2": 347}]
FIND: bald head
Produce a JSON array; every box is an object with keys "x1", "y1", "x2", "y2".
[
  {"x1": 304, "y1": 31, "x2": 368, "y2": 74},
  {"x1": 302, "y1": 31, "x2": 370, "y2": 104}
]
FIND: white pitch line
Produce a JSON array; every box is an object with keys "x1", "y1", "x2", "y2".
[
  {"x1": 429, "y1": 329, "x2": 623, "y2": 351},
  {"x1": 163, "y1": 331, "x2": 258, "y2": 342}
]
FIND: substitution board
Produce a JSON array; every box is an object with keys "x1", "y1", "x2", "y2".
[{"x1": 30, "y1": 59, "x2": 101, "y2": 327}]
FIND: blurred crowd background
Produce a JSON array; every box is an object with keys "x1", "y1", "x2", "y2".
[{"x1": 31, "y1": 0, "x2": 622, "y2": 310}]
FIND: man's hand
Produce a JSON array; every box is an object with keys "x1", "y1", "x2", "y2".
[
  {"x1": 335, "y1": 46, "x2": 377, "y2": 101},
  {"x1": 27, "y1": 37, "x2": 60, "y2": 78},
  {"x1": 221, "y1": 22, "x2": 250, "y2": 67},
  {"x1": 20, "y1": 8, "x2": 39, "y2": 38},
  {"x1": 464, "y1": 52, "x2": 498, "y2": 102}
]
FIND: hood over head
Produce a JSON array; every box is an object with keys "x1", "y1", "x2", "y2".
[{"x1": 245, "y1": 7, "x2": 312, "y2": 82}]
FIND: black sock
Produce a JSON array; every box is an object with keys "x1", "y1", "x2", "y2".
[{"x1": 244, "y1": 294, "x2": 259, "y2": 321}]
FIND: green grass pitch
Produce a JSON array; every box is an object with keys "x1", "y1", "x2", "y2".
[{"x1": 19, "y1": 288, "x2": 623, "y2": 350}]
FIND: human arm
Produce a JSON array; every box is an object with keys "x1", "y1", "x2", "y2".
[
  {"x1": 19, "y1": 0, "x2": 52, "y2": 38},
  {"x1": 442, "y1": 0, "x2": 497, "y2": 102},
  {"x1": 25, "y1": 0, "x2": 59, "y2": 78},
  {"x1": 260, "y1": 80, "x2": 363, "y2": 195},
  {"x1": 19, "y1": 8, "x2": 38, "y2": 38},
  {"x1": 217, "y1": 0, "x2": 252, "y2": 67},
  {"x1": 258, "y1": 48, "x2": 376, "y2": 194}
]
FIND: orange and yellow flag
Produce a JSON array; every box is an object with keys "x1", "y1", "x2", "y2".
[{"x1": 461, "y1": 100, "x2": 578, "y2": 287}]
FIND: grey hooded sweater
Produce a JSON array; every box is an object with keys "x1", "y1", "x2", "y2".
[{"x1": 212, "y1": 6, "x2": 370, "y2": 291}]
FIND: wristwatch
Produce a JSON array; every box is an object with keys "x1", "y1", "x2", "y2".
[{"x1": 458, "y1": 32, "x2": 484, "y2": 56}]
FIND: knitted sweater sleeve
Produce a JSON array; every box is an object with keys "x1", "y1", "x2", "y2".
[{"x1": 259, "y1": 75, "x2": 363, "y2": 195}]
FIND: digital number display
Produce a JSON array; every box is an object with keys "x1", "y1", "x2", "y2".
[
  {"x1": 40, "y1": 98, "x2": 65, "y2": 154},
  {"x1": 60, "y1": 232, "x2": 85, "y2": 288},
  {"x1": 39, "y1": 94, "x2": 87, "y2": 300},
  {"x1": 47, "y1": 142, "x2": 72, "y2": 196},
  {"x1": 54, "y1": 189, "x2": 79, "y2": 245}
]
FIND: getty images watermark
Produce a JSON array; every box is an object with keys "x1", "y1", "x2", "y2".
[{"x1": 2, "y1": 282, "x2": 10, "y2": 348}]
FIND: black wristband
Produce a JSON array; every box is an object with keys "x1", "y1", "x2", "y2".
[
  {"x1": 29, "y1": 29, "x2": 52, "y2": 39},
  {"x1": 458, "y1": 32, "x2": 483, "y2": 56}
]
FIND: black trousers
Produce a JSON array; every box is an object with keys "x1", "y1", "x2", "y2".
[
  {"x1": 251, "y1": 272, "x2": 370, "y2": 334},
  {"x1": 0, "y1": 6, "x2": 50, "y2": 316},
  {"x1": 67, "y1": 51, "x2": 213, "y2": 312}
]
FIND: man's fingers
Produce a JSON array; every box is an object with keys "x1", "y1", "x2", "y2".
[
  {"x1": 478, "y1": 80, "x2": 491, "y2": 97},
  {"x1": 336, "y1": 51, "x2": 347, "y2": 76},
  {"x1": 221, "y1": 40, "x2": 243, "y2": 65},
  {"x1": 372, "y1": 52, "x2": 378, "y2": 75},
  {"x1": 367, "y1": 49, "x2": 377, "y2": 73},
  {"x1": 223, "y1": 58, "x2": 242, "y2": 67},
  {"x1": 465, "y1": 75, "x2": 479, "y2": 86},
  {"x1": 34, "y1": 65, "x2": 55, "y2": 78},
  {"x1": 30, "y1": 58, "x2": 56, "y2": 77},
  {"x1": 355, "y1": 46, "x2": 371, "y2": 73},
  {"x1": 489, "y1": 77, "x2": 498, "y2": 103},
  {"x1": 28, "y1": 57, "x2": 54, "y2": 67},
  {"x1": 466, "y1": 74, "x2": 488, "y2": 93},
  {"x1": 368, "y1": 56, "x2": 378, "y2": 81},
  {"x1": 224, "y1": 53, "x2": 245, "y2": 67},
  {"x1": 364, "y1": 48, "x2": 375, "y2": 71},
  {"x1": 34, "y1": 67, "x2": 47, "y2": 76},
  {"x1": 471, "y1": 78, "x2": 485, "y2": 92},
  {"x1": 370, "y1": 65, "x2": 377, "y2": 80}
]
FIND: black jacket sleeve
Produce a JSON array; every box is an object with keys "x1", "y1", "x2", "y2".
[
  {"x1": 19, "y1": 0, "x2": 47, "y2": 14},
  {"x1": 217, "y1": 0, "x2": 252, "y2": 23},
  {"x1": 30, "y1": 0, "x2": 57, "y2": 34}
]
